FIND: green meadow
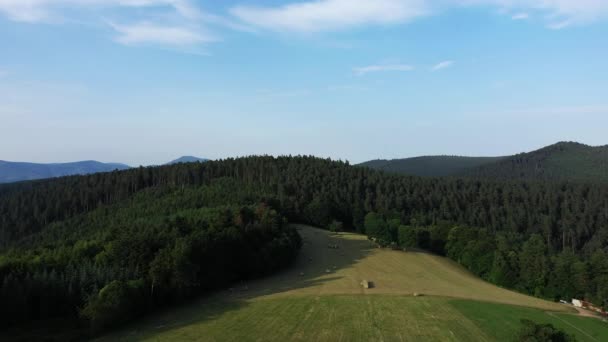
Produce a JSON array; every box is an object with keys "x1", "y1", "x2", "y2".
[{"x1": 102, "y1": 226, "x2": 608, "y2": 341}]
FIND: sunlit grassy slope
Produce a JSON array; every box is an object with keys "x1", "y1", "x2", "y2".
[{"x1": 102, "y1": 225, "x2": 607, "y2": 342}]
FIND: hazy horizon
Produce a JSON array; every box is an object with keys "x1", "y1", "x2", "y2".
[
  {"x1": 1, "y1": 140, "x2": 605, "y2": 167},
  {"x1": 2, "y1": 1, "x2": 607, "y2": 165}
]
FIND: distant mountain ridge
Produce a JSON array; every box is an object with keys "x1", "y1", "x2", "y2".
[
  {"x1": 360, "y1": 156, "x2": 505, "y2": 177},
  {"x1": 462, "y1": 142, "x2": 608, "y2": 182},
  {"x1": 166, "y1": 156, "x2": 209, "y2": 165},
  {"x1": 0, "y1": 156, "x2": 210, "y2": 184},
  {"x1": 0, "y1": 160, "x2": 130, "y2": 184},
  {"x1": 360, "y1": 142, "x2": 608, "y2": 183}
]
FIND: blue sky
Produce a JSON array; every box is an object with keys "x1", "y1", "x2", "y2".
[{"x1": 1, "y1": 0, "x2": 607, "y2": 166}]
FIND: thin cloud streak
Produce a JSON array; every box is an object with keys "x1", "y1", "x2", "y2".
[
  {"x1": 230, "y1": 0, "x2": 608, "y2": 32},
  {"x1": 432, "y1": 60, "x2": 454, "y2": 71},
  {"x1": 1, "y1": 0, "x2": 608, "y2": 53},
  {"x1": 354, "y1": 64, "x2": 414, "y2": 76},
  {"x1": 547, "y1": 19, "x2": 574, "y2": 30},
  {"x1": 0, "y1": 0, "x2": 200, "y2": 23},
  {"x1": 2, "y1": 0, "x2": 608, "y2": 33},
  {"x1": 231, "y1": 0, "x2": 430, "y2": 33},
  {"x1": 109, "y1": 22, "x2": 215, "y2": 46},
  {"x1": 461, "y1": 0, "x2": 608, "y2": 28},
  {"x1": 511, "y1": 12, "x2": 529, "y2": 20},
  {"x1": 0, "y1": 0, "x2": 216, "y2": 49}
]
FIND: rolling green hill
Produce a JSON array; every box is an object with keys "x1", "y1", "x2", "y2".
[
  {"x1": 462, "y1": 142, "x2": 608, "y2": 183},
  {"x1": 360, "y1": 142, "x2": 608, "y2": 183},
  {"x1": 101, "y1": 226, "x2": 608, "y2": 342},
  {"x1": 359, "y1": 156, "x2": 505, "y2": 177},
  {"x1": 2, "y1": 156, "x2": 608, "y2": 340}
]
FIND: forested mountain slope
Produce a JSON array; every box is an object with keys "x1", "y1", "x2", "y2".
[
  {"x1": 166, "y1": 156, "x2": 209, "y2": 164},
  {"x1": 1, "y1": 156, "x2": 608, "y2": 339},
  {"x1": 0, "y1": 160, "x2": 130, "y2": 184},
  {"x1": 462, "y1": 142, "x2": 608, "y2": 182},
  {"x1": 359, "y1": 156, "x2": 504, "y2": 177},
  {"x1": 0, "y1": 178, "x2": 301, "y2": 340},
  {"x1": 360, "y1": 142, "x2": 608, "y2": 183}
]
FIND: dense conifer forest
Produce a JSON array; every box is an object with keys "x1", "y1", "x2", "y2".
[
  {"x1": 1, "y1": 156, "x2": 608, "y2": 339},
  {"x1": 463, "y1": 142, "x2": 608, "y2": 182},
  {"x1": 361, "y1": 142, "x2": 608, "y2": 183},
  {"x1": 359, "y1": 156, "x2": 505, "y2": 177}
]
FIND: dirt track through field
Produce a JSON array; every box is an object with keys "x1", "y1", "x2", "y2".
[{"x1": 547, "y1": 312, "x2": 600, "y2": 341}]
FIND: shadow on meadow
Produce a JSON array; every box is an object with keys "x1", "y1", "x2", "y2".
[
  {"x1": 227, "y1": 224, "x2": 375, "y2": 299},
  {"x1": 101, "y1": 225, "x2": 374, "y2": 340}
]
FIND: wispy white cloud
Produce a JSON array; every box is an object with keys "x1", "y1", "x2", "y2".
[
  {"x1": 109, "y1": 22, "x2": 214, "y2": 46},
  {"x1": 0, "y1": 0, "x2": 200, "y2": 23},
  {"x1": 432, "y1": 60, "x2": 454, "y2": 71},
  {"x1": 198, "y1": 12, "x2": 256, "y2": 33},
  {"x1": 230, "y1": 0, "x2": 608, "y2": 32},
  {"x1": 231, "y1": 0, "x2": 430, "y2": 33},
  {"x1": 460, "y1": 0, "x2": 608, "y2": 28},
  {"x1": 0, "y1": 0, "x2": 222, "y2": 49},
  {"x1": 546, "y1": 19, "x2": 574, "y2": 30},
  {"x1": 511, "y1": 12, "x2": 529, "y2": 20},
  {"x1": 354, "y1": 64, "x2": 414, "y2": 76},
  {"x1": 327, "y1": 84, "x2": 369, "y2": 92},
  {"x1": 1, "y1": 0, "x2": 607, "y2": 50}
]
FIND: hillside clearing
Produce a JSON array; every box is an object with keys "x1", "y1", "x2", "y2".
[
  {"x1": 226, "y1": 225, "x2": 565, "y2": 311},
  {"x1": 101, "y1": 225, "x2": 607, "y2": 341}
]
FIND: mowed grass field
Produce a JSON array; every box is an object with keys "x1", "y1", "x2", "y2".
[{"x1": 101, "y1": 225, "x2": 608, "y2": 341}]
